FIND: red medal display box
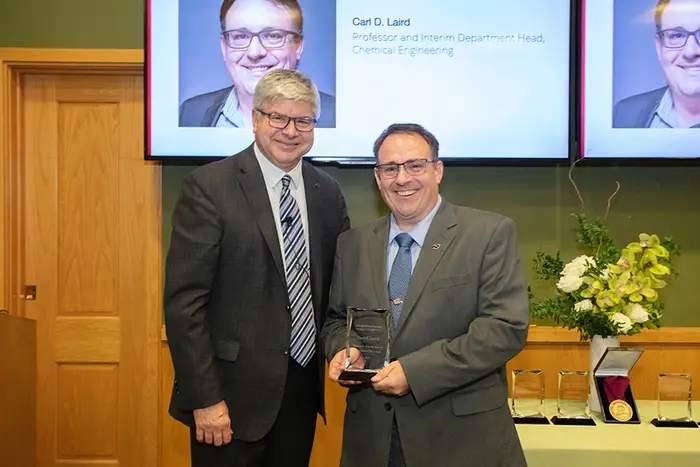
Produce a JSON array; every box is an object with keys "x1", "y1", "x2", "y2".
[{"x1": 593, "y1": 347, "x2": 644, "y2": 424}]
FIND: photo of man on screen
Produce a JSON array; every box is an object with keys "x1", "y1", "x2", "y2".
[
  {"x1": 613, "y1": 0, "x2": 700, "y2": 128},
  {"x1": 179, "y1": 0, "x2": 336, "y2": 128}
]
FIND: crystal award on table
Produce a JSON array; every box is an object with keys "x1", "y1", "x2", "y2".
[
  {"x1": 510, "y1": 369, "x2": 549, "y2": 424},
  {"x1": 551, "y1": 371, "x2": 595, "y2": 425},
  {"x1": 337, "y1": 307, "x2": 391, "y2": 383},
  {"x1": 651, "y1": 373, "x2": 698, "y2": 428}
]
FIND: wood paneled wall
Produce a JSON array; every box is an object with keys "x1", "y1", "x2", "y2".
[{"x1": 159, "y1": 325, "x2": 700, "y2": 467}]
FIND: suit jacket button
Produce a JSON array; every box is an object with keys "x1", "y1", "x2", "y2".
[
  {"x1": 285, "y1": 305, "x2": 290, "y2": 312},
  {"x1": 384, "y1": 402, "x2": 392, "y2": 411},
  {"x1": 282, "y1": 348, "x2": 289, "y2": 356}
]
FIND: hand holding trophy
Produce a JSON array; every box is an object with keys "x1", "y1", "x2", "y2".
[{"x1": 338, "y1": 307, "x2": 392, "y2": 383}]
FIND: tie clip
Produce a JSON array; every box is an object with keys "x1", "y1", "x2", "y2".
[{"x1": 392, "y1": 298, "x2": 403, "y2": 305}]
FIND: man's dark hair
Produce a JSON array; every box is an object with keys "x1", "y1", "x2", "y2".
[
  {"x1": 655, "y1": 0, "x2": 671, "y2": 31},
  {"x1": 372, "y1": 123, "x2": 440, "y2": 160},
  {"x1": 220, "y1": 0, "x2": 304, "y2": 34}
]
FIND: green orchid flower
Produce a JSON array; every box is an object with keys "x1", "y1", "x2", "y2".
[
  {"x1": 640, "y1": 233, "x2": 660, "y2": 247},
  {"x1": 580, "y1": 276, "x2": 604, "y2": 299},
  {"x1": 625, "y1": 242, "x2": 643, "y2": 254},
  {"x1": 639, "y1": 233, "x2": 669, "y2": 257},
  {"x1": 609, "y1": 250, "x2": 636, "y2": 274},
  {"x1": 645, "y1": 273, "x2": 667, "y2": 289},
  {"x1": 639, "y1": 277, "x2": 658, "y2": 302},
  {"x1": 596, "y1": 290, "x2": 620, "y2": 308},
  {"x1": 648, "y1": 263, "x2": 671, "y2": 276},
  {"x1": 639, "y1": 248, "x2": 658, "y2": 267},
  {"x1": 611, "y1": 271, "x2": 634, "y2": 297}
]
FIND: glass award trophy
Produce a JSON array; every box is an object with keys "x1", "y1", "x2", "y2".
[
  {"x1": 651, "y1": 373, "x2": 698, "y2": 428},
  {"x1": 510, "y1": 369, "x2": 549, "y2": 424},
  {"x1": 551, "y1": 371, "x2": 595, "y2": 425},
  {"x1": 337, "y1": 307, "x2": 392, "y2": 383}
]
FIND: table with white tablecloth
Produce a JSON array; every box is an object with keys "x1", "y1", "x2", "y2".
[{"x1": 515, "y1": 400, "x2": 700, "y2": 467}]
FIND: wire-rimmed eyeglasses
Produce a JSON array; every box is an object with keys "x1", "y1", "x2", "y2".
[
  {"x1": 222, "y1": 28, "x2": 301, "y2": 50},
  {"x1": 374, "y1": 159, "x2": 438, "y2": 179},
  {"x1": 256, "y1": 110, "x2": 317, "y2": 132},
  {"x1": 657, "y1": 28, "x2": 700, "y2": 49}
]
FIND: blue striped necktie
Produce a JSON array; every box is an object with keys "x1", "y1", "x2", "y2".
[
  {"x1": 279, "y1": 175, "x2": 315, "y2": 366},
  {"x1": 388, "y1": 233, "x2": 414, "y2": 329}
]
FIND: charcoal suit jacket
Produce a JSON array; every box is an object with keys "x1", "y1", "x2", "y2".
[
  {"x1": 164, "y1": 143, "x2": 350, "y2": 441},
  {"x1": 321, "y1": 201, "x2": 529, "y2": 467}
]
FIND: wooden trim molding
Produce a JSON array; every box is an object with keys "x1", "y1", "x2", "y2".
[
  {"x1": 525, "y1": 325, "x2": 700, "y2": 344},
  {"x1": 0, "y1": 47, "x2": 143, "y2": 315},
  {"x1": 160, "y1": 324, "x2": 700, "y2": 345},
  {"x1": 0, "y1": 47, "x2": 162, "y2": 466}
]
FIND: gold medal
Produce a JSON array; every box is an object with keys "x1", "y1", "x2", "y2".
[{"x1": 609, "y1": 399, "x2": 633, "y2": 422}]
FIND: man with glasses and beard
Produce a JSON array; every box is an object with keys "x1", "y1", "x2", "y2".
[
  {"x1": 179, "y1": 0, "x2": 336, "y2": 128},
  {"x1": 321, "y1": 123, "x2": 529, "y2": 467},
  {"x1": 614, "y1": 0, "x2": 700, "y2": 128},
  {"x1": 165, "y1": 69, "x2": 349, "y2": 467}
]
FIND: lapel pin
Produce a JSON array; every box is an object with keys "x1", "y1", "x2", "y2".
[
  {"x1": 314, "y1": 182, "x2": 320, "y2": 189},
  {"x1": 432, "y1": 244, "x2": 441, "y2": 250}
]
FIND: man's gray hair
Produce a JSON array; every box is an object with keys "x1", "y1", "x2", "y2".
[{"x1": 253, "y1": 69, "x2": 321, "y2": 119}]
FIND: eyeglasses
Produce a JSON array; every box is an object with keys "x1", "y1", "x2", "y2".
[
  {"x1": 222, "y1": 28, "x2": 301, "y2": 50},
  {"x1": 374, "y1": 159, "x2": 437, "y2": 179},
  {"x1": 256, "y1": 110, "x2": 316, "y2": 132},
  {"x1": 656, "y1": 28, "x2": 700, "y2": 49}
]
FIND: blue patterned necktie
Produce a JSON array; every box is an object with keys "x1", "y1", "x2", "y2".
[
  {"x1": 388, "y1": 233, "x2": 414, "y2": 329},
  {"x1": 279, "y1": 175, "x2": 315, "y2": 366}
]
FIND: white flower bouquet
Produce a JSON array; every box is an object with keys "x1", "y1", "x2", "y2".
[{"x1": 529, "y1": 213, "x2": 680, "y2": 341}]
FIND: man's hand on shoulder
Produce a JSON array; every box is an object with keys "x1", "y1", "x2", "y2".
[{"x1": 193, "y1": 400, "x2": 232, "y2": 447}]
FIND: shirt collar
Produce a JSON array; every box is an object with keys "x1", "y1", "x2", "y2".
[
  {"x1": 253, "y1": 143, "x2": 303, "y2": 191},
  {"x1": 654, "y1": 88, "x2": 678, "y2": 128},
  {"x1": 388, "y1": 195, "x2": 443, "y2": 248},
  {"x1": 220, "y1": 88, "x2": 246, "y2": 128}
]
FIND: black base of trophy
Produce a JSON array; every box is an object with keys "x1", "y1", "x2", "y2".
[
  {"x1": 651, "y1": 418, "x2": 699, "y2": 428},
  {"x1": 338, "y1": 369, "x2": 377, "y2": 383},
  {"x1": 513, "y1": 416, "x2": 550, "y2": 425},
  {"x1": 550, "y1": 416, "x2": 596, "y2": 426}
]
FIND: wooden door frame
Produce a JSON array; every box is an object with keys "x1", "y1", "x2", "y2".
[
  {"x1": 0, "y1": 48, "x2": 146, "y2": 317},
  {"x1": 0, "y1": 48, "x2": 162, "y2": 466}
]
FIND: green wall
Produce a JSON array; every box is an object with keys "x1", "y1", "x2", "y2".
[
  {"x1": 164, "y1": 163, "x2": 700, "y2": 327},
  {"x1": 4, "y1": 0, "x2": 699, "y2": 326}
]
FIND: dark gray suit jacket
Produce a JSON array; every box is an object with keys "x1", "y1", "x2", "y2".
[
  {"x1": 612, "y1": 87, "x2": 667, "y2": 128},
  {"x1": 321, "y1": 201, "x2": 529, "y2": 467},
  {"x1": 179, "y1": 86, "x2": 337, "y2": 128},
  {"x1": 164, "y1": 144, "x2": 350, "y2": 441}
]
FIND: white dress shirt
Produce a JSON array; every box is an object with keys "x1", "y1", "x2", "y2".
[{"x1": 253, "y1": 143, "x2": 311, "y2": 277}]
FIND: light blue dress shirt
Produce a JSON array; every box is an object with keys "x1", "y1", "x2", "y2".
[
  {"x1": 215, "y1": 88, "x2": 248, "y2": 128},
  {"x1": 386, "y1": 195, "x2": 443, "y2": 284}
]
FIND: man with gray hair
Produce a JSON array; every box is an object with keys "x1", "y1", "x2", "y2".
[{"x1": 165, "y1": 68, "x2": 350, "y2": 467}]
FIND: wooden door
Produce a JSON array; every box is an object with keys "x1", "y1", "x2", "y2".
[{"x1": 21, "y1": 73, "x2": 161, "y2": 467}]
